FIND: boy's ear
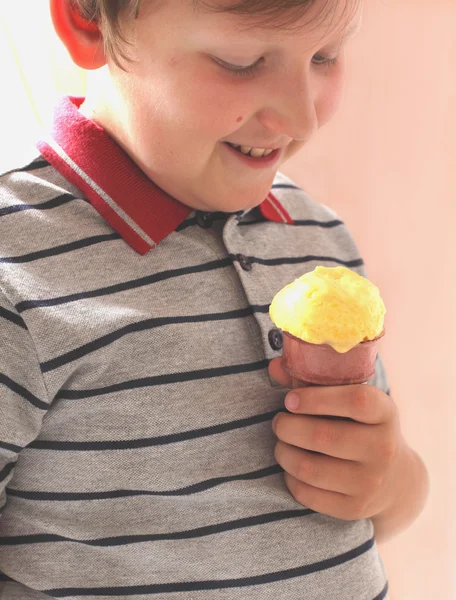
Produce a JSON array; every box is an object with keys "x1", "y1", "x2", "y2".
[{"x1": 50, "y1": 0, "x2": 106, "y2": 69}]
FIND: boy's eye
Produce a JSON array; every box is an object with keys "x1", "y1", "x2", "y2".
[
  {"x1": 212, "y1": 57, "x2": 263, "y2": 78},
  {"x1": 213, "y1": 54, "x2": 339, "y2": 78},
  {"x1": 312, "y1": 54, "x2": 339, "y2": 68}
]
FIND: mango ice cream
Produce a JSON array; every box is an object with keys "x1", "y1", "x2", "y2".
[
  {"x1": 270, "y1": 266, "x2": 385, "y2": 353},
  {"x1": 269, "y1": 266, "x2": 386, "y2": 386}
]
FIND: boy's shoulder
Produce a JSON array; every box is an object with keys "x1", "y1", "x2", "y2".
[
  {"x1": 0, "y1": 146, "x2": 89, "y2": 261},
  {"x1": 0, "y1": 147, "x2": 51, "y2": 224},
  {"x1": 271, "y1": 171, "x2": 364, "y2": 277},
  {"x1": 272, "y1": 171, "x2": 341, "y2": 223},
  {"x1": 0, "y1": 147, "x2": 68, "y2": 219},
  {"x1": 0, "y1": 143, "x2": 82, "y2": 212}
]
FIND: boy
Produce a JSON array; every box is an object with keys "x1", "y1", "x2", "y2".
[{"x1": 0, "y1": 0, "x2": 429, "y2": 598}]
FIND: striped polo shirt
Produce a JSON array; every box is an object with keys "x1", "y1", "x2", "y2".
[{"x1": 0, "y1": 96, "x2": 390, "y2": 600}]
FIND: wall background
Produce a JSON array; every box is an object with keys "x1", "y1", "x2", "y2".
[
  {"x1": 282, "y1": 2, "x2": 456, "y2": 598},
  {"x1": 0, "y1": 0, "x2": 454, "y2": 598}
]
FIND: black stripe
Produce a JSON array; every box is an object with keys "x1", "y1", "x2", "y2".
[
  {"x1": 238, "y1": 218, "x2": 344, "y2": 228},
  {"x1": 41, "y1": 305, "x2": 270, "y2": 373},
  {"x1": 271, "y1": 183, "x2": 300, "y2": 190},
  {"x1": 7, "y1": 464, "x2": 283, "y2": 501},
  {"x1": 0, "y1": 307, "x2": 27, "y2": 329},
  {"x1": 0, "y1": 233, "x2": 121, "y2": 264},
  {"x1": 292, "y1": 218, "x2": 343, "y2": 228},
  {"x1": 0, "y1": 509, "x2": 314, "y2": 547},
  {"x1": 0, "y1": 440, "x2": 23, "y2": 453},
  {"x1": 55, "y1": 358, "x2": 269, "y2": 401},
  {"x1": 0, "y1": 193, "x2": 78, "y2": 217},
  {"x1": 16, "y1": 254, "x2": 362, "y2": 313},
  {"x1": 16, "y1": 257, "x2": 233, "y2": 313},
  {"x1": 0, "y1": 460, "x2": 16, "y2": 484},
  {"x1": 43, "y1": 537, "x2": 375, "y2": 597},
  {"x1": 29, "y1": 406, "x2": 278, "y2": 451},
  {"x1": 0, "y1": 571, "x2": 12, "y2": 582},
  {"x1": 236, "y1": 218, "x2": 265, "y2": 226},
  {"x1": 17, "y1": 159, "x2": 51, "y2": 172},
  {"x1": 0, "y1": 374, "x2": 48, "y2": 410},
  {"x1": 373, "y1": 582, "x2": 389, "y2": 600},
  {"x1": 230, "y1": 253, "x2": 364, "y2": 268}
]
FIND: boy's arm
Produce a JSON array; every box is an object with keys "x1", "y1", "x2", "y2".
[
  {"x1": 0, "y1": 288, "x2": 50, "y2": 512},
  {"x1": 371, "y1": 441, "x2": 429, "y2": 544},
  {"x1": 365, "y1": 357, "x2": 429, "y2": 543}
]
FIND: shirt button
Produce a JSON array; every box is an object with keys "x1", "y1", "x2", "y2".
[
  {"x1": 237, "y1": 254, "x2": 252, "y2": 271},
  {"x1": 268, "y1": 328, "x2": 283, "y2": 351},
  {"x1": 196, "y1": 211, "x2": 213, "y2": 228}
]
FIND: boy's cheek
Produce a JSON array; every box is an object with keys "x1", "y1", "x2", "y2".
[
  {"x1": 315, "y1": 72, "x2": 345, "y2": 128},
  {"x1": 117, "y1": 54, "x2": 257, "y2": 146},
  {"x1": 176, "y1": 64, "x2": 256, "y2": 124}
]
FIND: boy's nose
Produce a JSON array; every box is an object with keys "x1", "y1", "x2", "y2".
[{"x1": 256, "y1": 75, "x2": 319, "y2": 144}]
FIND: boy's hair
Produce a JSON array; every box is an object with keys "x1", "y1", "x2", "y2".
[{"x1": 73, "y1": 0, "x2": 358, "y2": 69}]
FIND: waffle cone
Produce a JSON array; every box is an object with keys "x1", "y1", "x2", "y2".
[{"x1": 282, "y1": 331, "x2": 384, "y2": 387}]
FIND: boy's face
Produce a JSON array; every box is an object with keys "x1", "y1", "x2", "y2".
[{"x1": 90, "y1": 0, "x2": 361, "y2": 213}]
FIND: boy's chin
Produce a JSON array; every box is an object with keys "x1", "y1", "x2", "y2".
[
  {"x1": 213, "y1": 183, "x2": 277, "y2": 213},
  {"x1": 203, "y1": 199, "x2": 263, "y2": 214},
  {"x1": 182, "y1": 173, "x2": 279, "y2": 213},
  {"x1": 188, "y1": 192, "x2": 268, "y2": 214}
]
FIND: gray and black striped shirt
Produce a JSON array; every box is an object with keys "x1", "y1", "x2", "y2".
[{"x1": 0, "y1": 96, "x2": 389, "y2": 599}]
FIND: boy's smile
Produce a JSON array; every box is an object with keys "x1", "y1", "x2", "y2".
[{"x1": 78, "y1": 0, "x2": 361, "y2": 213}]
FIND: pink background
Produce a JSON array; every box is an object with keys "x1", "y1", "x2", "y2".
[
  {"x1": 282, "y1": 2, "x2": 455, "y2": 597},
  {"x1": 0, "y1": 0, "x2": 454, "y2": 597}
]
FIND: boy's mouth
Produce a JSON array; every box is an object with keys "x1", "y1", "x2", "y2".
[
  {"x1": 224, "y1": 142, "x2": 275, "y2": 159},
  {"x1": 222, "y1": 141, "x2": 282, "y2": 169}
]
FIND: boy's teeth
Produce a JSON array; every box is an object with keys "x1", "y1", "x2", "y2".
[
  {"x1": 228, "y1": 143, "x2": 274, "y2": 158},
  {"x1": 240, "y1": 145, "x2": 253, "y2": 155}
]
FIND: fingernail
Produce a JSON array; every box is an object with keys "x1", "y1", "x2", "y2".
[
  {"x1": 285, "y1": 392, "x2": 299, "y2": 411},
  {"x1": 271, "y1": 413, "x2": 279, "y2": 429}
]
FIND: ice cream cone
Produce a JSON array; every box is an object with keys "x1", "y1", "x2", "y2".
[{"x1": 282, "y1": 331, "x2": 384, "y2": 387}]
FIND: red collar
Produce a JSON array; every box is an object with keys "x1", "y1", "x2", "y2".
[{"x1": 37, "y1": 96, "x2": 292, "y2": 255}]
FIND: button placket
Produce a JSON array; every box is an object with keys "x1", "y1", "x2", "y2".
[
  {"x1": 268, "y1": 328, "x2": 283, "y2": 351},
  {"x1": 223, "y1": 216, "x2": 276, "y2": 370},
  {"x1": 237, "y1": 254, "x2": 253, "y2": 272}
]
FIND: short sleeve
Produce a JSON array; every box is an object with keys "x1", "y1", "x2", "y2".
[{"x1": 0, "y1": 287, "x2": 50, "y2": 514}]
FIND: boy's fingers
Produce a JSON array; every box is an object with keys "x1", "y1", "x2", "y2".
[
  {"x1": 268, "y1": 357, "x2": 293, "y2": 388},
  {"x1": 284, "y1": 385, "x2": 395, "y2": 425}
]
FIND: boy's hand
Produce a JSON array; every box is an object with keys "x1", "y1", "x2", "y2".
[{"x1": 268, "y1": 357, "x2": 407, "y2": 522}]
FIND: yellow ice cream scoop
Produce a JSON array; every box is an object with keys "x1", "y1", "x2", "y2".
[{"x1": 269, "y1": 266, "x2": 385, "y2": 353}]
